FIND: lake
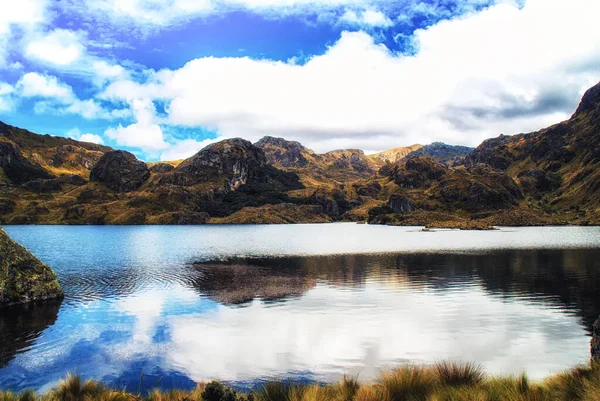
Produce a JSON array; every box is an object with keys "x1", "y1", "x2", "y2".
[{"x1": 1, "y1": 224, "x2": 600, "y2": 393}]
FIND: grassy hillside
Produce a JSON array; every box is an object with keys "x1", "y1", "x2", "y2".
[{"x1": 0, "y1": 81, "x2": 599, "y2": 226}]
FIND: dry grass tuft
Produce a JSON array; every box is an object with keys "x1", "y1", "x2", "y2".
[
  {"x1": 434, "y1": 362, "x2": 485, "y2": 387},
  {"x1": 6, "y1": 362, "x2": 600, "y2": 401}
]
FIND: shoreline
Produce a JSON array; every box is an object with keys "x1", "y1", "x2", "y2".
[{"x1": 3, "y1": 361, "x2": 600, "y2": 401}]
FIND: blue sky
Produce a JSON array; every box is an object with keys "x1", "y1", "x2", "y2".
[{"x1": 0, "y1": 0, "x2": 599, "y2": 161}]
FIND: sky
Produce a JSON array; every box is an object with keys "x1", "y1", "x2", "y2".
[{"x1": 0, "y1": 0, "x2": 599, "y2": 161}]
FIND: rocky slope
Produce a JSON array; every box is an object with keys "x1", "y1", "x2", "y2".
[
  {"x1": 0, "y1": 228, "x2": 63, "y2": 306},
  {"x1": 255, "y1": 137, "x2": 377, "y2": 184},
  {"x1": 369, "y1": 144, "x2": 423, "y2": 164},
  {"x1": 406, "y1": 142, "x2": 473, "y2": 165},
  {"x1": 367, "y1": 81, "x2": 600, "y2": 227},
  {"x1": 0, "y1": 80, "x2": 599, "y2": 226}
]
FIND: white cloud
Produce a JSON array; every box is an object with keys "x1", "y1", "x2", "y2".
[
  {"x1": 160, "y1": 138, "x2": 216, "y2": 161},
  {"x1": 105, "y1": 98, "x2": 169, "y2": 151},
  {"x1": 341, "y1": 8, "x2": 392, "y2": 27},
  {"x1": 0, "y1": 0, "x2": 49, "y2": 67},
  {"x1": 100, "y1": 0, "x2": 600, "y2": 152},
  {"x1": 16, "y1": 72, "x2": 130, "y2": 120},
  {"x1": 17, "y1": 72, "x2": 74, "y2": 102},
  {"x1": 22, "y1": 27, "x2": 129, "y2": 88},
  {"x1": 91, "y1": 60, "x2": 128, "y2": 81},
  {"x1": 0, "y1": 82, "x2": 15, "y2": 112},
  {"x1": 25, "y1": 29, "x2": 85, "y2": 66},
  {"x1": 79, "y1": 133, "x2": 105, "y2": 144},
  {"x1": 67, "y1": 128, "x2": 105, "y2": 145},
  {"x1": 69, "y1": 0, "x2": 213, "y2": 27}
]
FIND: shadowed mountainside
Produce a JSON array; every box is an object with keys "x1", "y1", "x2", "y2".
[{"x1": 0, "y1": 80, "x2": 599, "y2": 226}]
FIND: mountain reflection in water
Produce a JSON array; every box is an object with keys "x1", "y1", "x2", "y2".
[{"x1": 1, "y1": 225, "x2": 600, "y2": 393}]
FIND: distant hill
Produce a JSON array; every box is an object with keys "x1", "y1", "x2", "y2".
[
  {"x1": 406, "y1": 142, "x2": 473, "y2": 165},
  {"x1": 0, "y1": 80, "x2": 599, "y2": 226},
  {"x1": 369, "y1": 144, "x2": 423, "y2": 165}
]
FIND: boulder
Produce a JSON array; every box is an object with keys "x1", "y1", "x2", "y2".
[
  {"x1": 90, "y1": 150, "x2": 150, "y2": 192},
  {"x1": 0, "y1": 228, "x2": 63, "y2": 306}
]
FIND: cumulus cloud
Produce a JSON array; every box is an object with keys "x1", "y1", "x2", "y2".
[
  {"x1": 99, "y1": 0, "x2": 600, "y2": 152},
  {"x1": 16, "y1": 72, "x2": 129, "y2": 120},
  {"x1": 63, "y1": 0, "x2": 494, "y2": 32},
  {"x1": 0, "y1": 82, "x2": 15, "y2": 112},
  {"x1": 21, "y1": 26, "x2": 129, "y2": 87},
  {"x1": 105, "y1": 98, "x2": 169, "y2": 151},
  {"x1": 160, "y1": 138, "x2": 217, "y2": 161},
  {"x1": 340, "y1": 8, "x2": 392, "y2": 27},
  {"x1": 17, "y1": 72, "x2": 75, "y2": 102},
  {"x1": 0, "y1": 0, "x2": 49, "y2": 67},
  {"x1": 25, "y1": 29, "x2": 85, "y2": 66},
  {"x1": 67, "y1": 128, "x2": 105, "y2": 145}
]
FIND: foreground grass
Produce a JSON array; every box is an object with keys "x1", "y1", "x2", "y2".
[{"x1": 3, "y1": 362, "x2": 600, "y2": 401}]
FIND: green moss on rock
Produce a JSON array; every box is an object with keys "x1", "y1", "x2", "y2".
[{"x1": 0, "y1": 227, "x2": 63, "y2": 306}]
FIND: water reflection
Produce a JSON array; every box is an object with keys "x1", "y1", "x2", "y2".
[
  {"x1": 1, "y1": 225, "x2": 600, "y2": 393},
  {"x1": 190, "y1": 262, "x2": 317, "y2": 305},
  {"x1": 0, "y1": 299, "x2": 63, "y2": 367},
  {"x1": 189, "y1": 250, "x2": 600, "y2": 332}
]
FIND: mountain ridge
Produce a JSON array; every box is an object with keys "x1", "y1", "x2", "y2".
[{"x1": 0, "y1": 80, "x2": 598, "y2": 227}]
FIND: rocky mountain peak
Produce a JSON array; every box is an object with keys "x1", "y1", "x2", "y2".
[
  {"x1": 256, "y1": 136, "x2": 307, "y2": 150},
  {"x1": 574, "y1": 80, "x2": 600, "y2": 118},
  {"x1": 90, "y1": 150, "x2": 150, "y2": 192},
  {"x1": 161, "y1": 138, "x2": 267, "y2": 190},
  {"x1": 255, "y1": 136, "x2": 314, "y2": 168}
]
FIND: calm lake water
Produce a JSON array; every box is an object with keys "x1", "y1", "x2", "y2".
[{"x1": 1, "y1": 224, "x2": 600, "y2": 392}]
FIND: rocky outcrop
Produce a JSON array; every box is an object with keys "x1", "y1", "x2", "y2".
[
  {"x1": 436, "y1": 165, "x2": 523, "y2": 212},
  {"x1": 388, "y1": 196, "x2": 415, "y2": 214},
  {"x1": 90, "y1": 150, "x2": 150, "y2": 192},
  {"x1": 161, "y1": 138, "x2": 267, "y2": 190},
  {"x1": 575, "y1": 80, "x2": 600, "y2": 118},
  {"x1": 323, "y1": 149, "x2": 376, "y2": 175},
  {"x1": 370, "y1": 144, "x2": 423, "y2": 165},
  {"x1": 381, "y1": 156, "x2": 448, "y2": 189},
  {"x1": 406, "y1": 142, "x2": 473, "y2": 165},
  {"x1": 309, "y1": 190, "x2": 342, "y2": 219},
  {"x1": 517, "y1": 169, "x2": 561, "y2": 197},
  {"x1": 0, "y1": 228, "x2": 63, "y2": 306},
  {"x1": 149, "y1": 163, "x2": 175, "y2": 174},
  {"x1": 255, "y1": 136, "x2": 314, "y2": 168},
  {"x1": 0, "y1": 138, "x2": 52, "y2": 184},
  {"x1": 22, "y1": 175, "x2": 86, "y2": 193}
]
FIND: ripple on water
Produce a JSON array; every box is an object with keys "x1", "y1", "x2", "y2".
[{"x1": 1, "y1": 225, "x2": 600, "y2": 392}]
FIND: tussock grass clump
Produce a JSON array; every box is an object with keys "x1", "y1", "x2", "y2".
[
  {"x1": 379, "y1": 366, "x2": 438, "y2": 401},
  {"x1": 7, "y1": 362, "x2": 600, "y2": 401},
  {"x1": 352, "y1": 386, "x2": 390, "y2": 401},
  {"x1": 335, "y1": 375, "x2": 360, "y2": 401},
  {"x1": 255, "y1": 382, "x2": 293, "y2": 401},
  {"x1": 434, "y1": 362, "x2": 485, "y2": 387},
  {"x1": 46, "y1": 373, "x2": 112, "y2": 401}
]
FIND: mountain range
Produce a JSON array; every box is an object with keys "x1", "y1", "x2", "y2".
[{"x1": 0, "y1": 80, "x2": 599, "y2": 227}]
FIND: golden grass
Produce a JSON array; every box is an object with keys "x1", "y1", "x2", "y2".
[{"x1": 5, "y1": 362, "x2": 600, "y2": 401}]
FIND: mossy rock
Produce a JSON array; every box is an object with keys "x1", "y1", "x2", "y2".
[{"x1": 0, "y1": 227, "x2": 63, "y2": 306}]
